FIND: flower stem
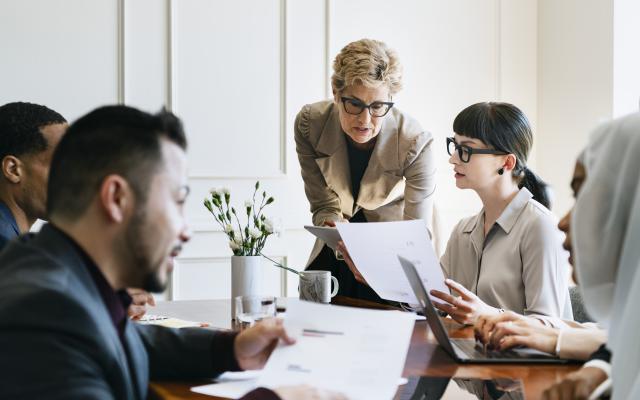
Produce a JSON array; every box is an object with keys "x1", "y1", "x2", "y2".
[{"x1": 260, "y1": 253, "x2": 300, "y2": 275}]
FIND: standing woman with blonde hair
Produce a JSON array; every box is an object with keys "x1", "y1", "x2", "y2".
[{"x1": 294, "y1": 39, "x2": 436, "y2": 302}]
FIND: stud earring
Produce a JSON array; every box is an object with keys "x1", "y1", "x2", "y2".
[{"x1": 498, "y1": 168, "x2": 504, "y2": 175}]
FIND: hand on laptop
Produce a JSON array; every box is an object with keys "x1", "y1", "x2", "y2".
[
  {"x1": 234, "y1": 318, "x2": 296, "y2": 370},
  {"x1": 127, "y1": 288, "x2": 156, "y2": 320},
  {"x1": 430, "y1": 279, "x2": 499, "y2": 325},
  {"x1": 336, "y1": 240, "x2": 368, "y2": 285},
  {"x1": 474, "y1": 311, "x2": 556, "y2": 353}
]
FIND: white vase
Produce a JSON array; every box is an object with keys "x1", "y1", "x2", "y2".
[{"x1": 231, "y1": 255, "x2": 263, "y2": 320}]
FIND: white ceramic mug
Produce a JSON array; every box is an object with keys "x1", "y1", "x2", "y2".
[{"x1": 298, "y1": 270, "x2": 339, "y2": 303}]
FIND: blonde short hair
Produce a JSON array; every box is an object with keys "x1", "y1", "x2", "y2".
[{"x1": 331, "y1": 39, "x2": 403, "y2": 96}]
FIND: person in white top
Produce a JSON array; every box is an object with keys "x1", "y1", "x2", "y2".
[
  {"x1": 563, "y1": 111, "x2": 640, "y2": 400},
  {"x1": 475, "y1": 112, "x2": 640, "y2": 400},
  {"x1": 430, "y1": 102, "x2": 572, "y2": 326}
]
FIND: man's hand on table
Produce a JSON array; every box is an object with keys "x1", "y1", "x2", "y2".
[
  {"x1": 235, "y1": 318, "x2": 295, "y2": 370},
  {"x1": 127, "y1": 288, "x2": 156, "y2": 319}
]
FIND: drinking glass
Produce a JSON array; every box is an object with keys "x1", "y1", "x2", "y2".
[{"x1": 234, "y1": 295, "x2": 277, "y2": 329}]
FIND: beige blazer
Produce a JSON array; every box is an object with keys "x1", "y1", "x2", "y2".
[{"x1": 294, "y1": 100, "x2": 437, "y2": 265}]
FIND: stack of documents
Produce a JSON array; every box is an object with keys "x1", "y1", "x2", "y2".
[
  {"x1": 192, "y1": 299, "x2": 415, "y2": 399},
  {"x1": 137, "y1": 314, "x2": 209, "y2": 328},
  {"x1": 336, "y1": 220, "x2": 449, "y2": 303}
]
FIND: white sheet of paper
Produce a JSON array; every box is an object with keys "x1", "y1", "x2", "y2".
[
  {"x1": 304, "y1": 225, "x2": 342, "y2": 250},
  {"x1": 191, "y1": 371, "x2": 411, "y2": 398},
  {"x1": 336, "y1": 220, "x2": 449, "y2": 303},
  {"x1": 191, "y1": 371, "x2": 260, "y2": 398},
  {"x1": 255, "y1": 299, "x2": 415, "y2": 400}
]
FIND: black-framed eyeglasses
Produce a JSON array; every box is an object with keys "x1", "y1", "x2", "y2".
[
  {"x1": 446, "y1": 137, "x2": 508, "y2": 163},
  {"x1": 340, "y1": 96, "x2": 394, "y2": 117}
]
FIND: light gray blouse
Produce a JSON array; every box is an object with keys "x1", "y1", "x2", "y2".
[{"x1": 440, "y1": 188, "x2": 573, "y2": 326}]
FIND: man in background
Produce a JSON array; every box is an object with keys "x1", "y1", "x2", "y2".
[
  {"x1": 0, "y1": 101, "x2": 154, "y2": 318},
  {"x1": 0, "y1": 101, "x2": 66, "y2": 248}
]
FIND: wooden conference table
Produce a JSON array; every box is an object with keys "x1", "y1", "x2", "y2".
[{"x1": 148, "y1": 296, "x2": 580, "y2": 400}]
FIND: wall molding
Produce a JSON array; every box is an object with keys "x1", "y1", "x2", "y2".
[
  {"x1": 167, "y1": 0, "x2": 175, "y2": 111},
  {"x1": 187, "y1": 220, "x2": 308, "y2": 233},
  {"x1": 173, "y1": 255, "x2": 289, "y2": 299},
  {"x1": 187, "y1": 173, "x2": 288, "y2": 180},
  {"x1": 279, "y1": 0, "x2": 288, "y2": 175},
  {"x1": 117, "y1": 0, "x2": 125, "y2": 104},
  {"x1": 324, "y1": 0, "x2": 331, "y2": 98},
  {"x1": 495, "y1": 0, "x2": 502, "y2": 101}
]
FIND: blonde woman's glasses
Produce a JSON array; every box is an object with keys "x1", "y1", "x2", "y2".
[{"x1": 341, "y1": 97, "x2": 394, "y2": 117}]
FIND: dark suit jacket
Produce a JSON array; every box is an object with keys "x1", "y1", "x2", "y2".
[
  {"x1": 0, "y1": 224, "x2": 278, "y2": 400},
  {"x1": 0, "y1": 201, "x2": 19, "y2": 251}
]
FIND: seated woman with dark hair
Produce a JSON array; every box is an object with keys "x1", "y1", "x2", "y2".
[{"x1": 429, "y1": 102, "x2": 572, "y2": 327}]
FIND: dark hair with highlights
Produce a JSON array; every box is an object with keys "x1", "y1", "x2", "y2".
[
  {"x1": 47, "y1": 105, "x2": 187, "y2": 219},
  {"x1": 453, "y1": 102, "x2": 550, "y2": 209}
]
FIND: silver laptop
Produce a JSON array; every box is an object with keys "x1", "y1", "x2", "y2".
[{"x1": 398, "y1": 255, "x2": 569, "y2": 364}]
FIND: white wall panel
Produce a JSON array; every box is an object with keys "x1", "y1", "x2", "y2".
[
  {"x1": 286, "y1": 0, "x2": 327, "y2": 227},
  {"x1": 172, "y1": 258, "x2": 232, "y2": 300},
  {"x1": 537, "y1": 0, "x2": 613, "y2": 216},
  {"x1": 172, "y1": 0, "x2": 284, "y2": 177},
  {"x1": 0, "y1": 0, "x2": 120, "y2": 121},
  {"x1": 172, "y1": 256, "x2": 287, "y2": 300},
  {"x1": 123, "y1": 0, "x2": 169, "y2": 111},
  {"x1": 613, "y1": 0, "x2": 640, "y2": 117}
]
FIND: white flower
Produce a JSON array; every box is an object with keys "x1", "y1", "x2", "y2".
[
  {"x1": 244, "y1": 200, "x2": 253, "y2": 209},
  {"x1": 233, "y1": 236, "x2": 243, "y2": 246},
  {"x1": 264, "y1": 218, "x2": 274, "y2": 234},
  {"x1": 249, "y1": 228, "x2": 262, "y2": 239},
  {"x1": 209, "y1": 187, "x2": 219, "y2": 195},
  {"x1": 229, "y1": 240, "x2": 240, "y2": 251},
  {"x1": 220, "y1": 187, "x2": 231, "y2": 195},
  {"x1": 224, "y1": 224, "x2": 234, "y2": 234}
]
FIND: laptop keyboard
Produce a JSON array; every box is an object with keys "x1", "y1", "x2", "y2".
[{"x1": 453, "y1": 339, "x2": 523, "y2": 359}]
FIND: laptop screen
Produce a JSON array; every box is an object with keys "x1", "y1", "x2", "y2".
[{"x1": 398, "y1": 255, "x2": 458, "y2": 357}]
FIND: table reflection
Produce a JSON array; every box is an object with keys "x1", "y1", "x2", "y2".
[{"x1": 396, "y1": 376, "x2": 524, "y2": 400}]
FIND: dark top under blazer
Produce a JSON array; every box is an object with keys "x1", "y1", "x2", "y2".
[{"x1": 0, "y1": 224, "x2": 278, "y2": 400}]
